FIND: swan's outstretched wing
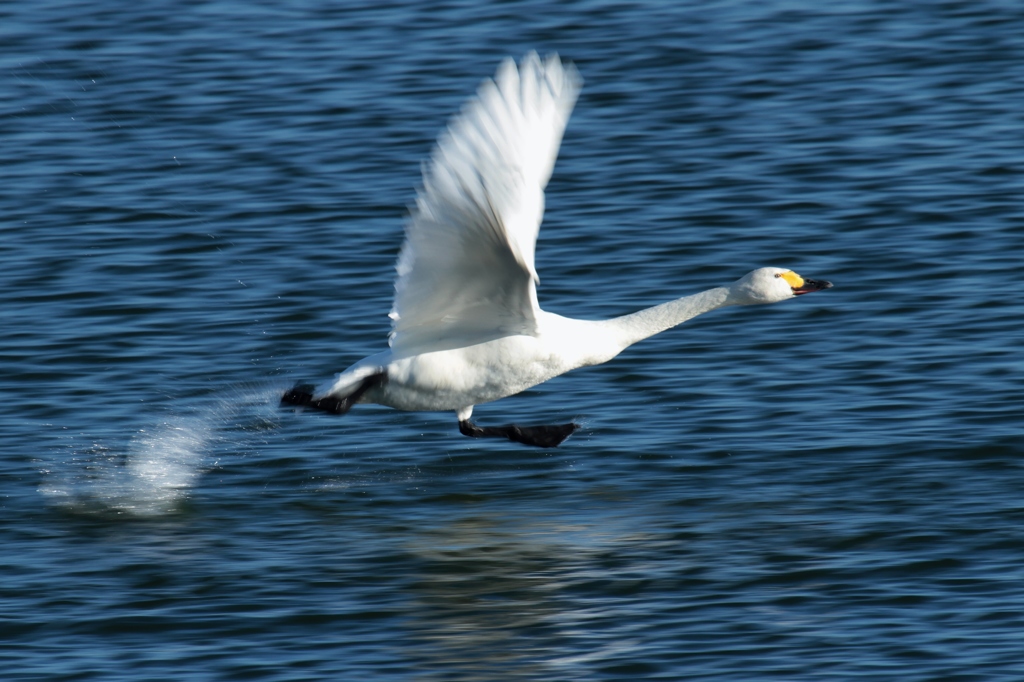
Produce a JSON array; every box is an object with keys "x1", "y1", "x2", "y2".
[{"x1": 389, "y1": 52, "x2": 581, "y2": 355}]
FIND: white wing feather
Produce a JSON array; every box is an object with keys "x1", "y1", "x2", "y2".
[{"x1": 389, "y1": 53, "x2": 581, "y2": 355}]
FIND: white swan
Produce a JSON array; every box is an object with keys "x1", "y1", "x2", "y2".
[{"x1": 283, "y1": 53, "x2": 832, "y2": 447}]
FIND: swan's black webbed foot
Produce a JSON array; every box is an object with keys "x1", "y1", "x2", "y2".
[
  {"x1": 281, "y1": 374, "x2": 385, "y2": 415},
  {"x1": 459, "y1": 420, "x2": 578, "y2": 448},
  {"x1": 281, "y1": 383, "x2": 315, "y2": 407},
  {"x1": 281, "y1": 383, "x2": 349, "y2": 414}
]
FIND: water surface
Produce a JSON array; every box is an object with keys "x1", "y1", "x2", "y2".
[{"x1": 3, "y1": 1, "x2": 1024, "y2": 679}]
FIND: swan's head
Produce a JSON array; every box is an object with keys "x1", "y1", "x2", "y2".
[{"x1": 726, "y1": 267, "x2": 832, "y2": 305}]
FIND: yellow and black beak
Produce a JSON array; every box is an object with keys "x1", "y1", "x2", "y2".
[{"x1": 780, "y1": 271, "x2": 833, "y2": 296}]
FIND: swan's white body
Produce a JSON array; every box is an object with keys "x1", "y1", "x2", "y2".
[
  {"x1": 299, "y1": 53, "x2": 830, "y2": 441},
  {"x1": 321, "y1": 288, "x2": 734, "y2": 420}
]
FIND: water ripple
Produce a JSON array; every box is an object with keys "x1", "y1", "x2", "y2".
[{"x1": 4, "y1": 0, "x2": 1024, "y2": 678}]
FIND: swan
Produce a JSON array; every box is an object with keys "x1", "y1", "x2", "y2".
[{"x1": 282, "y1": 52, "x2": 832, "y2": 448}]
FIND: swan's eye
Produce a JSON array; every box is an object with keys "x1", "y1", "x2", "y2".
[{"x1": 774, "y1": 273, "x2": 780, "y2": 278}]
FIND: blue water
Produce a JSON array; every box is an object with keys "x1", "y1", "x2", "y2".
[{"x1": 3, "y1": 1, "x2": 1024, "y2": 679}]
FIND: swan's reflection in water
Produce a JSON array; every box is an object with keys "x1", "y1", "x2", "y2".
[{"x1": 403, "y1": 508, "x2": 650, "y2": 678}]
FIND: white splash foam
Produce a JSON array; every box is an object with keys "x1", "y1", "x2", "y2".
[{"x1": 40, "y1": 383, "x2": 286, "y2": 517}]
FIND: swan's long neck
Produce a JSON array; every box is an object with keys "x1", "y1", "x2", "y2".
[
  {"x1": 605, "y1": 286, "x2": 732, "y2": 351},
  {"x1": 543, "y1": 286, "x2": 734, "y2": 373}
]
